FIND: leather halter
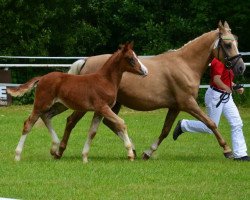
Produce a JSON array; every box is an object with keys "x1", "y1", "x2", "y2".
[{"x1": 217, "y1": 34, "x2": 242, "y2": 69}]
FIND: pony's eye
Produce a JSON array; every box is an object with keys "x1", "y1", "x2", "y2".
[{"x1": 224, "y1": 43, "x2": 232, "y2": 49}]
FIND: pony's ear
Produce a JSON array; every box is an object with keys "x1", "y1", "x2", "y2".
[
  {"x1": 218, "y1": 20, "x2": 225, "y2": 33},
  {"x1": 218, "y1": 20, "x2": 223, "y2": 29},
  {"x1": 223, "y1": 21, "x2": 231, "y2": 32},
  {"x1": 224, "y1": 21, "x2": 230, "y2": 29}
]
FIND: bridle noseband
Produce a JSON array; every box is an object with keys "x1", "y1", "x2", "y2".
[{"x1": 217, "y1": 34, "x2": 242, "y2": 69}]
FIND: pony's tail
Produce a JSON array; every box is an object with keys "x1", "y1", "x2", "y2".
[
  {"x1": 7, "y1": 77, "x2": 41, "y2": 97},
  {"x1": 68, "y1": 59, "x2": 86, "y2": 75}
]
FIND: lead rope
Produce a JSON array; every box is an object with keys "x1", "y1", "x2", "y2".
[{"x1": 215, "y1": 68, "x2": 231, "y2": 108}]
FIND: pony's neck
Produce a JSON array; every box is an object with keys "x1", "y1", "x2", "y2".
[
  {"x1": 180, "y1": 30, "x2": 218, "y2": 77},
  {"x1": 97, "y1": 51, "x2": 124, "y2": 88}
]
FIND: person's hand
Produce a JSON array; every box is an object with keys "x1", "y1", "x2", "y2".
[
  {"x1": 224, "y1": 86, "x2": 232, "y2": 93},
  {"x1": 236, "y1": 87, "x2": 244, "y2": 94}
]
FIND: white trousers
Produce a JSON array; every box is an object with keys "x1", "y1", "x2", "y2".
[{"x1": 181, "y1": 87, "x2": 248, "y2": 158}]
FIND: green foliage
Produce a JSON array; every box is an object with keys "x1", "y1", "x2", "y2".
[{"x1": 0, "y1": 0, "x2": 250, "y2": 104}]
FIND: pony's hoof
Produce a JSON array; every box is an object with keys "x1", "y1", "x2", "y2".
[
  {"x1": 224, "y1": 152, "x2": 234, "y2": 159},
  {"x1": 142, "y1": 152, "x2": 150, "y2": 160}
]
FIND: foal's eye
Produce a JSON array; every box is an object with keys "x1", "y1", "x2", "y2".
[{"x1": 128, "y1": 58, "x2": 135, "y2": 66}]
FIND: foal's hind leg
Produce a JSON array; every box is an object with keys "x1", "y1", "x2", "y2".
[
  {"x1": 100, "y1": 105, "x2": 134, "y2": 161},
  {"x1": 82, "y1": 113, "x2": 103, "y2": 163},
  {"x1": 103, "y1": 102, "x2": 136, "y2": 156},
  {"x1": 15, "y1": 111, "x2": 40, "y2": 161},
  {"x1": 40, "y1": 115, "x2": 60, "y2": 156},
  {"x1": 55, "y1": 111, "x2": 86, "y2": 159},
  {"x1": 143, "y1": 109, "x2": 180, "y2": 160}
]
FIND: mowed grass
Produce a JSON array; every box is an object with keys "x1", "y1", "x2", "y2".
[{"x1": 0, "y1": 105, "x2": 249, "y2": 200}]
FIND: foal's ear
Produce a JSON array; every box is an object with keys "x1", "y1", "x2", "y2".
[
  {"x1": 128, "y1": 41, "x2": 134, "y2": 49},
  {"x1": 122, "y1": 41, "x2": 133, "y2": 53}
]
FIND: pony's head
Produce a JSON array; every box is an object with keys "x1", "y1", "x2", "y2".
[
  {"x1": 213, "y1": 21, "x2": 245, "y2": 75},
  {"x1": 119, "y1": 42, "x2": 148, "y2": 76}
]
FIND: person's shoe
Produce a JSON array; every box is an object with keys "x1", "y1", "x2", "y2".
[
  {"x1": 173, "y1": 120, "x2": 183, "y2": 140},
  {"x1": 234, "y1": 156, "x2": 250, "y2": 161}
]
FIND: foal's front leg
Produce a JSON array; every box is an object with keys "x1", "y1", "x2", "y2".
[
  {"x1": 82, "y1": 113, "x2": 103, "y2": 163},
  {"x1": 103, "y1": 102, "x2": 136, "y2": 156},
  {"x1": 100, "y1": 105, "x2": 134, "y2": 161}
]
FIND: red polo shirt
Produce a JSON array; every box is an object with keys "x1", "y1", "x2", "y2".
[{"x1": 210, "y1": 58, "x2": 234, "y2": 89}]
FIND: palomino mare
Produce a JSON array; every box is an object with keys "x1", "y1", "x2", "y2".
[
  {"x1": 57, "y1": 21, "x2": 245, "y2": 160},
  {"x1": 7, "y1": 42, "x2": 148, "y2": 162}
]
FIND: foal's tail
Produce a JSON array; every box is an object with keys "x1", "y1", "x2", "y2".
[
  {"x1": 7, "y1": 77, "x2": 41, "y2": 97},
  {"x1": 68, "y1": 59, "x2": 86, "y2": 75}
]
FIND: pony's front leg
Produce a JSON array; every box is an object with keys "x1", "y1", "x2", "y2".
[
  {"x1": 82, "y1": 113, "x2": 103, "y2": 163},
  {"x1": 15, "y1": 112, "x2": 40, "y2": 161},
  {"x1": 143, "y1": 109, "x2": 180, "y2": 160},
  {"x1": 101, "y1": 106, "x2": 134, "y2": 161},
  {"x1": 184, "y1": 98, "x2": 232, "y2": 158}
]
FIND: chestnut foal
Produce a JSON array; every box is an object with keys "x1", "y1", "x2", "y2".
[{"x1": 7, "y1": 42, "x2": 148, "y2": 162}]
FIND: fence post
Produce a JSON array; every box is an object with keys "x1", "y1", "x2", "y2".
[{"x1": 0, "y1": 69, "x2": 12, "y2": 106}]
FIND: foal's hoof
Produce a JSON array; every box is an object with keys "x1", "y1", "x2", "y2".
[
  {"x1": 224, "y1": 152, "x2": 234, "y2": 159},
  {"x1": 133, "y1": 150, "x2": 137, "y2": 158},
  {"x1": 14, "y1": 155, "x2": 21, "y2": 162},
  {"x1": 53, "y1": 152, "x2": 62, "y2": 160},
  {"x1": 50, "y1": 149, "x2": 56, "y2": 156},
  {"x1": 142, "y1": 152, "x2": 150, "y2": 160}
]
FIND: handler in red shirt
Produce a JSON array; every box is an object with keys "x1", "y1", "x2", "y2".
[{"x1": 173, "y1": 58, "x2": 249, "y2": 161}]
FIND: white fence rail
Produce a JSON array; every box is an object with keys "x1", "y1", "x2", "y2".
[{"x1": 0, "y1": 54, "x2": 249, "y2": 88}]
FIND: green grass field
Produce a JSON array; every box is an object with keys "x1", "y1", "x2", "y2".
[{"x1": 0, "y1": 105, "x2": 249, "y2": 200}]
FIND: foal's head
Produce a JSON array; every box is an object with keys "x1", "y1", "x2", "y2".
[
  {"x1": 118, "y1": 42, "x2": 148, "y2": 76},
  {"x1": 213, "y1": 21, "x2": 245, "y2": 75}
]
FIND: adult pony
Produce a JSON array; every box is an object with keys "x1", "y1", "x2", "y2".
[
  {"x1": 59, "y1": 21, "x2": 245, "y2": 160},
  {"x1": 7, "y1": 42, "x2": 148, "y2": 162}
]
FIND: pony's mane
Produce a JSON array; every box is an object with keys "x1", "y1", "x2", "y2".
[
  {"x1": 159, "y1": 30, "x2": 218, "y2": 56},
  {"x1": 177, "y1": 30, "x2": 217, "y2": 51}
]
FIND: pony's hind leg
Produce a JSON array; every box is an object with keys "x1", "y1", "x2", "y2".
[
  {"x1": 40, "y1": 115, "x2": 60, "y2": 156},
  {"x1": 15, "y1": 111, "x2": 40, "y2": 161},
  {"x1": 82, "y1": 113, "x2": 103, "y2": 163},
  {"x1": 100, "y1": 105, "x2": 134, "y2": 161}
]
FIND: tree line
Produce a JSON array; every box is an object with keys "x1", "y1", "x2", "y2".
[
  {"x1": 0, "y1": 0, "x2": 249, "y2": 105},
  {"x1": 1, "y1": 0, "x2": 249, "y2": 57}
]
